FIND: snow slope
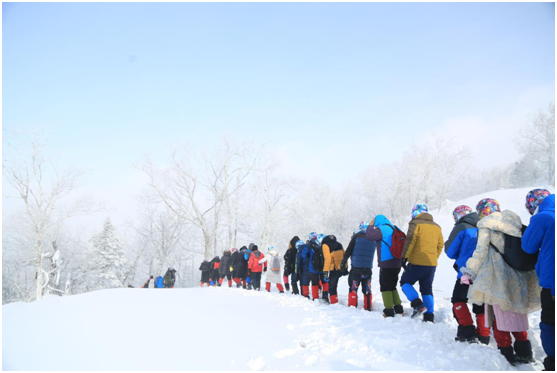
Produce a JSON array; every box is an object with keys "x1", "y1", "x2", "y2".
[{"x1": 3, "y1": 187, "x2": 552, "y2": 371}]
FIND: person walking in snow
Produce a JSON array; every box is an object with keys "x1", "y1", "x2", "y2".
[
  {"x1": 365, "y1": 215, "x2": 404, "y2": 318},
  {"x1": 148, "y1": 275, "x2": 155, "y2": 288},
  {"x1": 199, "y1": 260, "x2": 212, "y2": 287},
  {"x1": 400, "y1": 204, "x2": 444, "y2": 322},
  {"x1": 460, "y1": 198, "x2": 540, "y2": 365},
  {"x1": 283, "y1": 236, "x2": 300, "y2": 294},
  {"x1": 341, "y1": 221, "x2": 376, "y2": 311},
  {"x1": 444, "y1": 205, "x2": 490, "y2": 344},
  {"x1": 259, "y1": 246, "x2": 285, "y2": 293},
  {"x1": 296, "y1": 239, "x2": 311, "y2": 298},
  {"x1": 321, "y1": 234, "x2": 345, "y2": 305},
  {"x1": 230, "y1": 248, "x2": 240, "y2": 287},
  {"x1": 308, "y1": 233, "x2": 327, "y2": 302},
  {"x1": 218, "y1": 249, "x2": 233, "y2": 287},
  {"x1": 235, "y1": 246, "x2": 250, "y2": 289},
  {"x1": 209, "y1": 257, "x2": 220, "y2": 287},
  {"x1": 522, "y1": 189, "x2": 554, "y2": 371},
  {"x1": 248, "y1": 245, "x2": 266, "y2": 291},
  {"x1": 155, "y1": 275, "x2": 164, "y2": 288},
  {"x1": 163, "y1": 267, "x2": 177, "y2": 288}
]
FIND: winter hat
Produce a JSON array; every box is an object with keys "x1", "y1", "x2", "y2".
[
  {"x1": 476, "y1": 198, "x2": 500, "y2": 219},
  {"x1": 231, "y1": 248, "x2": 238, "y2": 253},
  {"x1": 316, "y1": 234, "x2": 326, "y2": 245},
  {"x1": 295, "y1": 240, "x2": 305, "y2": 249},
  {"x1": 358, "y1": 221, "x2": 370, "y2": 232},
  {"x1": 452, "y1": 205, "x2": 473, "y2": 223},
  {"x1": 252, "y1": 245, "x2": 259, "y2": 251},
  {"x1": 411, "y1": 204, "x2": 428, "y2": 219},
  {"x1": 525, "y1": 189, "x2": 552, "y2": 215},
  {"x1": 308, "y1": 232, "x2": 318, "y2": 242}
]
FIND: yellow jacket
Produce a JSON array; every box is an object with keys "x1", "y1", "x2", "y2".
[
  {"x1": 323, "y1": 242, "x2": 345, "y2": 271},
  {"x1": 402, "y1": 213, "x2": 444, "y2": 266}
]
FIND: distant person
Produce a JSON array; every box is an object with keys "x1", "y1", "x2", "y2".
[
  {"x1": 308, "y1": 233, "x2": 327, "y2": 301},
  {"x1": 127, "y1": 284, "x2": 134, "y2": 288},
  {"x1": 230, "y1": 248, "x2": 240, "y2": 286},
  {"x1": 209, "y1": 257, "x2": 220, "y2": 287},
  {"x1": 295, "y1": 239, "x2": 311, "y2": 298},
  {"x1": 199, "y1": 260, "x2": 212, "y2": 287},
  {"x1": 248, "y1": 245, "x2": 266, "y2": 291},
  {"x1": 400, "y1": 204, "x2": 444, "y2": 322},
  {"x1": 155, "y1": 275, "x2": 164, "y2": 288},
  {"x1": 461, "y1": 198, "x2": 539, "y2": 365},
  {"x1": 366, "y1": 215, "x2": 404, "y2": 318},
  {"x1": 283, "y1": 236, "x2": 300, "y2": 294},
  {"x1": 342, "y1": 221, "x2": 375, "y2": 311},
  {"x1": 321, "y1": 235, "x2": 345, "y2": 305},
  {"x1": 235, "y1": 246, "x2": 250, "y2": 289},
  {"x1": 444, "y1": 205, "x2": 489, "y2": 344},
  {"x1": 163, "y1": 267, "x2": 177, "y2": 288},
  {"x1": 219, "y1": 249, "x2": 233, "y2": 287},
  {"x1": 522, "y1": 189, "x2": 554, "y2": 371},
  {"x1": 259, "y1": 246, "x2": 285, "y2": 293},
  {"x1": 148, "y1": 275, "x2": 155, "y2": 289}
]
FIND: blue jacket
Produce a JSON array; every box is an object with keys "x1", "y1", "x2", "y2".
[
  {"x1": 444, "y1": 213, "x2": 480, "y2": 279},
  {"x1": 296, "y1": 243, "x2": 311, "y2": 277},
  {"x1": 344, "y1": 232, "x2": 375, "y2": 269},
  {"x1": 372, "y1": 215, "x2": 402, "y2": 268},
  {"x1": 155, "y1": 276, "x2": 164, "y2": 288},
  {"x1": 522, "y1": 194, "x2": 555, "y2": 296}
]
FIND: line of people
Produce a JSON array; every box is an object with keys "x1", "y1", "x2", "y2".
[
  {"x1": 141, "y1": 267, "x2": 177, "y2": 289},
  {"x1": 198, "y1": 189, "x2": 554, "y2": 369}
]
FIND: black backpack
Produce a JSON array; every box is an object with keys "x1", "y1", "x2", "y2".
[
  {"x1": 311, "y1": 242, "x2": 324, "y2": 272},
  {"x1": 490, "y1": 225, "x2": 538, "y2": 272}
]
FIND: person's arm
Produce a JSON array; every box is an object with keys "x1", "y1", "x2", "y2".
[
  {"x1": 461, "y1": 227, "x2": 491, "y2": 279},
  {"x1": 322, "y1": 244, "x2": 332, "y2": 272},
  {"x1": 365, "y1": 225, "x2": 383, "y2": 242},
  {"x1": 342, "y1": 236, "x2": 356, "y2": 262},
  {"x1": 444, "y1": 225, "x2": 463, "y2": 255},
  {"x1": 437, "y1": 228, "x2": 444, "y2": 259},
  {"x1": 401, "y1": 222, "x2": 418, "y2": 259},
  {"x1": 522, "y1": 217, "x2": 546, "y2": 254}
]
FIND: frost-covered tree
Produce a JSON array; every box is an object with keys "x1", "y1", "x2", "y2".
[{"x1": 77, "y1": 218, "x2": 127, "y2": 292}]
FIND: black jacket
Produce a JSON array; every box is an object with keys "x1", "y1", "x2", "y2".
[
  {"x1": 235, "y1": 246, "x2": 249, "y2": 278},
  {"x1": 230, "y1": 250, "x2": 239, "y2": 276},
  {"x1": 284, "y1": 236, "x2": 300, "y2": 276},
  {"x1": 219, "y1": 251, "x2": 232, "y2": 275}
]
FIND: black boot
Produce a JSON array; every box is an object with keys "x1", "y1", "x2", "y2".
[
  {"x1": 410, "y1": 299, "x2": 426, "y2": 318},
  {"x1": 455, "y1": 325, "x2": 477, "y2": 343},
  {"x1": 498, "y1": 346, "x2": 516, "y2": 365},
  {"x1": 383, "y1": 308, "x2": 395, "y2": 318},
  {"x1": 476, "y1": 335, "x2": 490, "y2": 345},
  {"x1": 285, "y1": 283, "x2": 290, "y2": 292},
  {"x1": 394, "y1": 304, "x2": 404, "y2": 316},
  {"x1": 423, "y1": 313, "x2": 434, "y2": 323},
  {"x1": 292, "y1": 282, "x2": 300, "y2": 295},
  {"x1": 543, "y1": 356, "x2": 555, "y2": 371},
  {"x1": 322, "y1": 291, "x2": 329, "y2": 303},
  {"x1": 514, "y1": 340, "x2": 535, "y2": 364}
]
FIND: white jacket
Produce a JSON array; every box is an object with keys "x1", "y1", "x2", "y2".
[{"x1": 259, "y1": 250, "x2": 283, "y2": 284}]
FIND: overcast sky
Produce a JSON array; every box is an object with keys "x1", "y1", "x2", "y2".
[{"x1": 2, "y1": 2, "x2": 555, "y2": 228}]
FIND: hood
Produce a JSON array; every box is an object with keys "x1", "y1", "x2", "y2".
[
  {"x1": 478, "y1": 210, "x2": 523, "y2": 237},
  {"x1": 374, "y1": 214, "x2": 392, "y2": 227},
  {"x1": 289, "y1": 236, "x2": 300, "y2": 249},
  {"x1": 539, "y1": 194, "x2": 555, "y2": 213},
  {"x1": 412, "y1": 212, "x2": 434, "y2": 222},
  {"x1": 223, "y1": 250, "x2": 231, "y2": 257},
  {"x1": 212, "y1": 256, "x2": 220, "y2": 262},
  {"x1": 322, "y1": 235, "x2": 337, "y2": 246},
  {"x1": 239, "y1": 246, "x2": 247, "y2": 252},
  {"x1": 457, "y1": 212, "x2": 480, "y2": 227}
]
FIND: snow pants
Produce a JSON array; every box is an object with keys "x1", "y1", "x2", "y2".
[
  {"x1": 328, "y1": 270, "x2": 342, "y2": 304},
  {"x1": 310, "y1": 273, "x2": 327, "y2": 300},
  {"x1": 348, "y1": 267, "x2": 372, "y2": 310},
  {"x1": 400, "y1": 264, "x2": 435, "y2": 314},
  {"x1": 298, "y1": 270, "x2": 310, "y2": 298},
  {"x1": 250, "y1": 272, "x2": 262, "y2": 290},
  {"x1": 451, "y1": 279, "x2": 489, "y2": 339},
  {"x1": 219, "y1": 274, "x2": 232, "y2": 287},
  {"x1": 540, "y1": 288, "x2": 555, "y2": 371},
  {"x1": 379, "y1": 267, "x2": 403, "y2": 316}
]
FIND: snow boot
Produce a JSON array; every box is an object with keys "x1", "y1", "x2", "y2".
[
  {"x1": 247, "y1": 283, "x2": 252, "y2": 290},
  {"x1": 455, "y1": 325, "x2": 477, "y2": 343},
  {"x1": 394, "y1": 304, "x2": 404, "y2": 316},
  {"x1": 410, "y1": 299, "x2": 426, "y2": 318},
  {"x1": 285, "y1": 283, "x2": 290, "y2": 292},
  {"x1": 302, "y1": 285, "x2": 310, "y2": 299},
  {"x1": 543, "y1": 356, "x2": 555, "y2": 371},
  {"x1": 348, "y1": 291, "x2": 358, "y2": 308},
  {"x1": 311, "y1": 285, "x2": 320, "y2": 300},
  {"x1": 236, "y1": 283, "x2": 241, "y2": 288},
  {"x1": 292, "y1": 282, "x2": 300, "y2": 295},
  {"x1": 218, "y1": 278, "x2": 223, "y2": 287},
  {"x1": 330, "y1": 295, "x2": 338, "y2": 304},
  {"x1": 277, "y1": 284, "x2": 285, "y2": 293},
  {"x1": 498, "y1": 346, "x2": 516, "y2": 365},
  {"x1": 363, "y1": 294, "x2": 372, "y2": 311},
  {"x1": 423, "y1": 313, "x2": 434, "y2": 323},
  {"x1": 383, "y1": 308, "x2": 395, "y2": 318},
  {"x1": 477, "y1": 335, "x2": 490, "y2": 345},
  {"x1": 475, "y1": 314, "x2": 490, "y2": 344},
  {"x1": 322, "y1": 290, "x2": 330, "y2": 303},
  {"x1": 514, "y1": 340, "x2": 535, "y2": 364},
  {"x1": 265, "y1": 282, "x2": 271, "y2": 292},
  {"x1": 228, "y1": 279, "x2": 232, "y2": 287}
]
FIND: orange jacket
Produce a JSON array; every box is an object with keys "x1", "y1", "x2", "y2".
[{"x1": 248, "y1": 251, "x2": 266, "y2": 272}]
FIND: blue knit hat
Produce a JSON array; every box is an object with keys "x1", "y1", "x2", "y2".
[{"x1": 411, "y1": 204, "x2": 428, "y2": 219}]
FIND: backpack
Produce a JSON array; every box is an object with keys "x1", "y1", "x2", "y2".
[
  {"x1": 270, "y1": 255, "x2": 281, "y2": 274},
  {"x1": 381, "y1": 224, "x2": 406, "y2": 259},
  {"x1": 311, "y1": 243, "x2": 324, "y2": 272},
  {"x1": 489, "y1": 225, "x2": 538, "y2": 272}
]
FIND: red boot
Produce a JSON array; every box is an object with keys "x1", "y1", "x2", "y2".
[
  {"x1": 200, "y1": 282, "x2": 204, "y2": 287},
  {"x1": 330, "y1": 295, "x2": 339, "y2": 304},
  {"x1": 363, "y1": 294, "x2": 372, "y2": 311},
  {"x1": 311, "y1": 285, "x2": 320, "y2": 300},
  {"x1": 277, "y1": 284, "x2": 285, "y2": 293},
  {"x1": 266, "y1": 282, "x2": 271, "y2": 292},
  {"x1": 453, "y1": 302, "x2": 474, "y2": 326},
  {"x1": 302, "y1": 285, "x2": 310, "y2": 298},
  {"x1": 228, "y1": 279, "x2": 232, "y2": 287},
  {"x1": 218, "y1": 278, "x2": 223, "y2": 286},
  {"x1": 348, "y1": 291, "x2": 358, "y2": 308}
]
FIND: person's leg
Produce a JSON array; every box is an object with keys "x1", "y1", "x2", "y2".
[
  {"x1": 329, "y1": 270, "x2": 340, "y2": 304},
  {"x1": 400, "y1": 265, "x2": 425, "y2": 316},
  {"x1": 265, "y1": 282, "x2": 271, "y2": 292},
  {"x1": 493, "y1": 318, "x2": 515, "y2": 364},
  {"x1": 362, "y1": 271, "x2": 372, "y2": 311},
  {"x1": 419, "y1": 266, "x2": 436, "y2": 322},
  {"x1": 348, "y1": 270, "x2": 361, "y2": 308},
  {"x1": 291, "y1": 273, "x2": 300, "y2": 295},
  {"x1": 283, "y1": 274, "x2": 290, "y2": 292},
  {"x1": 540, "y1": 288, "x2": 555, "y2": 371},
  {"x1": 451, "y1": 279, "x2": 475, "y2": 340},
  {"x1": 301, "y1": 271, "x2": 310, "y2": 298},
  {"x1": 380, "y1": 268, "x2": 395, "y2": 317},
  {"x1": 277, "y1": 283, "x2": 285, "y2": 293},
  {"x1": 310, "y1": 273, "x2": 320, "y2": 300},
  {"x1": 321, "y1": 274, "x2": 329, "y2": 302},
  {"x1": 472, "y1": 304, "x2": 490, "y2": 344}
]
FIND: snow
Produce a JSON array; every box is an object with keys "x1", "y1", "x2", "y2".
[{"x1": 3, "y1": 187, "x2": 551, "y2": 371}]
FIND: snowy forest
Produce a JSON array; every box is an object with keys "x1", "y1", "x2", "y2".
[{"x1": 2, "y1": 103, "x2": 555, "y2": 305}]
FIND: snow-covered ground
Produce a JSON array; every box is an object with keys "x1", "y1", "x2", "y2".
[{"x1": 3, "y1": 187, "x2": 552, "y2": 371}]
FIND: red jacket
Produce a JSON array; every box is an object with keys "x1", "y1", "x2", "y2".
[{"x1": 248, "y1": 251, "x2": 266, "y2": 272}]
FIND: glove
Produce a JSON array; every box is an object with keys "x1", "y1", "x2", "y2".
[
  {"x1": 247, "y1": 269, "x2": 252, "y2": 276},
  {"x1": 460, "y1": 274, "x2": 473, "y2": 285},
  {"x1": 401, "y1": 258, "x2": 408, "y2": 270},
  {"x1": 264, "y1": 267, "x2": 267, "y2": 273},
  {"x1": 323, "y1": 272, "x2": 330, "y2": 282},
  {"x1": 230, "y1": 266, "x2": 233, "y2": 272}
]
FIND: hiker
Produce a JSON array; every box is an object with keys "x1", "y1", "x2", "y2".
[
  {"x1": 209, "y1": 257, "x2": 220, "y2": 286},
  {"x1": 148, "y1": 275, "x2": 155, "y2": 288},
  {"x1": 248, "y1": 244, "x2": 266, "y2": 291},
  {"x1": 296, "y1": 239, "x2": 311, "y2": 298},
  {"x1": 219, "y1": 249, "x2": 233, "y2": 287},
  {"x1": 322, "y1": 234, "x2": 345, "y2": 305},
  {"x1": 199, "y1": 259, "x2": 212, "y2": 287},
  {"x1": 522, "y1": 189, "x2": 554, "y2": 371},
  {"x1": 230, "y1": 248, "x2": 240, "y2": 286},
  {"x1": 235, "y1": 246, "x2": 250, "y2": 289},
  {"x1": 163, "y1": 267, "x2": 177, "y2": 288},
  {"x1": 400, "y1": 204, "x2": 444, "y2": 322},
  {"x1": 444, "y1": 205, "x2": 490, "y2": 344},
  {"x1": 259, "y1": 246, "x2": 285, "y2": 293},
  {"x1": 460, "y1": 198, "x2": 540, "y2": 365},
  {"x1": 341, "y1": 221, "x2": 375, "y2": 310},
  {"x1": 155, "y1": 275, "x2": 164, "y2": 288},
  {"x1": 309, "y1": 233, "x2": 327, "y2": 301},
  {"x1": 366, "y1": 215, "x2": 404, "y2": 318},
  {"x1": 284, "y1": 236, "x2": 300, "y2": 294}
]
